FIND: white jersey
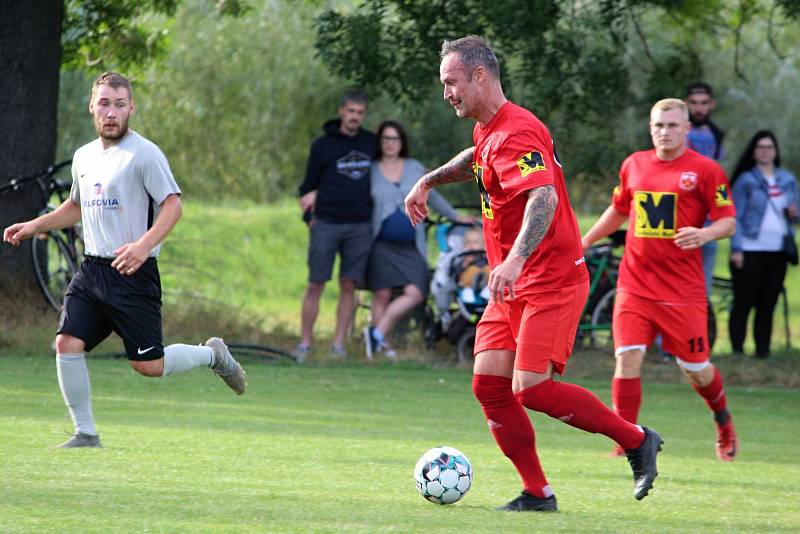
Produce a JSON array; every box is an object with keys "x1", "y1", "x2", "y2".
[{"x1": 70, "y1": 130, "x2": 181, "y2": 258}]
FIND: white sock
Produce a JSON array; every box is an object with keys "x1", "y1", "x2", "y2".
[
  {"x1": 162, "y1": 344, "x2": 214, "y2": 376},
  {"x1": 373, "y1": 327, "x2": 386, "y2": 343},
  {"x1": 56, "y1": 353, "x2": 97, "y2": 436}
]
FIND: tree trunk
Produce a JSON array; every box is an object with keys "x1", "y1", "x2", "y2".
[{"x1": 0, "y1": 1, "x2": 63, "y2": 313}]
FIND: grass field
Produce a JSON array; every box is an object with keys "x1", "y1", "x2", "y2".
[{"x1": 1, "y1": 355, "x2": 798, "y2": 533}]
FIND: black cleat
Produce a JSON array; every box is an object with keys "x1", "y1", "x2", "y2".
[
  {"x1": 626, "y1": 427, "x2": 663, "y2": 500},
  {"x1": 497, "y1": 491, "x2": 558, "y2": 512}
]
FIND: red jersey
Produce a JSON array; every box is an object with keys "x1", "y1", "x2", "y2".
[
  {"x1": 612, "y1": 149, "x2": 736, "y2": 303},
  {"x1": 472, "y1": 101, "x2": 588, "y2": 295}
]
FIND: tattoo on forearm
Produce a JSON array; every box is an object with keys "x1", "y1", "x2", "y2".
[
  {"x1": 511, "y1": 185, "x2": 558, "y2": 258},
  {"x1": 423, "y1": 147, "x2": 475, "y2": 188}
]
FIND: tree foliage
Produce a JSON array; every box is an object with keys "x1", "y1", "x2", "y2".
[
  {"x1": 315, "y1": 0, "x2": 800, "y2": 192},
  {"x1": 126, "y1": 0, "x2": 344, "y2": 200},
  {"x1": 61, "y1": 0, "x2": 178, "y2": 72}
]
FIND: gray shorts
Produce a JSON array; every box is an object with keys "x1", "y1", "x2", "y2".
[{"x1": 308, "y1": 220, "x2": 372, "y2": 285}]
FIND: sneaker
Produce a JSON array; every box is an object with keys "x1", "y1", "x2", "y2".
[
  {"x1": 497, "y1": 491, "x2": 557, "y2": 512},
  {"x1": 292, "y1": 344, "x2": 311, "y2": 364},
  {"x1": 363, "y1": 326, "x2": 377, "y2": 360},
  {"x1": 625, "y1": 427, "x2": 663, "y2": 500},
  {"x1": 330, "y1": 344, "x2": 348, "y2": 359},
  {"x1": 379, "y1": 341, "x2": 398, "y2": 361},
  {"x1": 716, "y1": 420, "x2": 738, "y2": 462},
  {"x1": 59, "y1": 432, "x2": 102, "y2": 449},
  {"x1": 206, "y1": 337, "x2": 247, "y2": 395}
]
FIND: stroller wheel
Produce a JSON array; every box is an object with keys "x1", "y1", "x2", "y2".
[{"x1": 456, "y1": 327, "x2": 476, "y2": 364}]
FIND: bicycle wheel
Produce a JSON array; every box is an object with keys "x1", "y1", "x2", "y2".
[
  {"x1": 589, "y1": 288, "x2": 616, "y2": 349},
  {"x1": 226, "y1": 342, "x2": 297, "y2": 363},
  {"x1": 707, "y1": 299, "x2": 716, "y2": 353},
  {"x1": 455, "y1": 326, "x2": 476, "y2": 365},
  {"x1": 31, "y1": 231, "x2": 76, "y2": 311},
  {"x1": 350, "y1": 290, "x2": 372, "y2": 340}
]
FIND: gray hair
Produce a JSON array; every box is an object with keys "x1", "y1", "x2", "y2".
[
  {"x1": 339, "y1": 89, "x2": 368, "y2": 107},
  {"x1": 440, "y1": 35, "x2": 500, "y2": 79}
]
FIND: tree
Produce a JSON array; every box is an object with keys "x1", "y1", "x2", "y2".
[
  {"x1": 314, "y1": 0, "x2": 800, "y2": 193},
  {"x1": 0, "y1": 1, "x2": 64, "y2": 304},
  {"x1": 0, "y1": 0, "x2": 239, "y2": 310}
]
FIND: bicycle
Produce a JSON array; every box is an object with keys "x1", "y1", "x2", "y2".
[
  {"x1": 576, "y1": 230, "x2": 625, "y2": 349},
  {"x1": 0, "y1": 160, "x2": 82, "y2": 311},
  {"x1": 709, "y1": 275, "x2": 792, "y2": 351}
]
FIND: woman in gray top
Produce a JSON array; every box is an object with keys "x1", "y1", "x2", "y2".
[{"x1": 364, "y1": 120, "x2": 469, "y2": 359}]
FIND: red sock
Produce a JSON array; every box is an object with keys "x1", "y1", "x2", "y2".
[
  {"x1": 516, "y1": 379, "x2": 644, "y2": 451},
  {"x1": 611, "y1": 377, "x2": 641, "y2": 424},
  {"x1": 692, "y1": 366, "x2": 727, "y2": 414},
  {"x1": 472, "y1": 374, "x2": 551, "y2": 497}
]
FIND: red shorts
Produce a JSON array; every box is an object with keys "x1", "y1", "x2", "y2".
[
  {"x1": 473, "y1": 282, "x2": 588, "y2": 374},
  {"x1": 612, "y1": 290, "x2": 709, "y2": 363}
]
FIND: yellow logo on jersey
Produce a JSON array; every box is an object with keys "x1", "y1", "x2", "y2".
[
  {"x1": 473, "y1": 162, "x2": 493, "y2": 219},
  {"x1": 612, "y1": 185, "x2": 621, "y2": 200},
  {"x1": 516, "y1": 151, "x2": 546, "y2": 177},
  {"x1": 634, "y1": 191, "x2": 676, "y2": 238},
  {"x1": 715, "y1": 184, "x2": 733, "y2": 207}
]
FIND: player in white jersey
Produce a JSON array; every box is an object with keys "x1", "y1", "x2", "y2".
[{"x1": 3, "y1": 72, "x2": 247, "y2": 448}]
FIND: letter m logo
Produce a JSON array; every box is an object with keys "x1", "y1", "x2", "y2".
[{"x1": 634, "y1": 191, "x2": 677, "y2": 238}]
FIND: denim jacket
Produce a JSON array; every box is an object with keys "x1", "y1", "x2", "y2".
[{"x1": 730, "y1": 166, "x2": 798, "y2": 252}]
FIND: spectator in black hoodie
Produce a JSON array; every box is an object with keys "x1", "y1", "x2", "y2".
[{"x1": 295, "y1": 90, "x2": 377, "y2": 361}]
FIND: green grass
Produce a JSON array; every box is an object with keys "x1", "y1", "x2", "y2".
[
  {"x1": 155, "y1": 200, "x2": 798, "y2": 357},
  {"x1": 1, "y1": 356, "x2": 798, "y2": 533}
]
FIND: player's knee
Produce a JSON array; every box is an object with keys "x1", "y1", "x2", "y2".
[
  {"x1": 615, "y1": 346, "x2": 645, "y2": 376},
  {"x1": 676, "y1": 358, "x2": 712, "y2": 385},
  {"x1": 514, "y1": 378, "x2": 555, "y2": 413},
  {"x1": 472, "y1": 374, "x2": 513, "y2": 406},
  {"x1": 55, "y1": 334, "x2": 85, "y2": 355},
  {"x1": 130, "y1": 358, "x2": 165, "y2": 377}
]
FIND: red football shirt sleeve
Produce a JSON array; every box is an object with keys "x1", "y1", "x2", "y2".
[
  {"x1": 611, "y1": 157, "x2": 632, "y2": 216},
  {"x1": 704, "y1": 163, "x2": 736, "y2": 220},
  {"x1": 492, "y1": 130, "x2": 555, "y2": 198}
]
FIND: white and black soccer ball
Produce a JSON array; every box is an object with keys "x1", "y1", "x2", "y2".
[{"x1": 414, "y1": 446, "x2": 473, "y2": 505}]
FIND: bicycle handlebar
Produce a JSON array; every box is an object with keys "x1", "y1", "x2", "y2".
[{"x1": 0, "y1": 160, "x2": 72, "y2": 195}]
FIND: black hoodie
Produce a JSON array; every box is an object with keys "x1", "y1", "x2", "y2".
[{"x1": 298, "y1": 119, "x2": 377, "y2": 223}]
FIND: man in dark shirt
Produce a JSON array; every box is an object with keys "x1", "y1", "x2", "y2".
[
  {"x1": 295, "y1": 90, "x2": 377, "y2": 360},
  {"x1": 686, "y1": 81, "x2": 725, "y2": 296}
]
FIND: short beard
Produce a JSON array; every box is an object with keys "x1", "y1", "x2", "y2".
[
  {"x1": 95, "y1": 119, "x2": 128, "y2": 142},
  {"x1": 690, "y1": 114, "x2": 708, "y2": 127}
]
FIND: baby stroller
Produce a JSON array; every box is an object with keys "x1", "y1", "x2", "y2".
[{"x1": 424, "y1": 221, "x2": 490, "y2": 363}]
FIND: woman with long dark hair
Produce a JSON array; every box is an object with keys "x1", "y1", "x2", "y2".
[{"x1": 729, "y1": 130, "x2": 798, "y2": 357}]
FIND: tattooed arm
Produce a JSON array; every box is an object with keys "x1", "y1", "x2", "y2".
[
  {"x1": 405, "y1": 147, "x2": 475, "y2": 225},
  {"x1": 488, "y1": 184, "x2": 558, "y2": 302}
]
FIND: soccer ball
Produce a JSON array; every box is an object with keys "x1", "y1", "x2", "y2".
[{"x1": 414, "y1": 446, "x2": 473, "y2": 505}]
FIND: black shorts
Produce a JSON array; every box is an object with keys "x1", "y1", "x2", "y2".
[
  {"x1": 307, "y1": 220, "x2": 372, "y2": 285},
  {"x1": 57, "y1": 256, "x2": 164, "y2": 361}
]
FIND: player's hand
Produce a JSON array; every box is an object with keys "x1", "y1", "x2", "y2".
[
  {"x1": 3, "y1": 221, "x2": 38, "y2": 246},
  {"x1": 730, "y1": 251, "x2": 744, "y2": 270},
  {"x1": 299, "y1": 191, "x2": 317, "y2": 213},
  {"x1": 488, "y1": 255, "x2": 525, "y2": 303},
  {"x1": 112, "y1": 241, "x2": 150, "y2": 276},
  {"x1": 404, "y1": 179, "x2": 430, "y2": 226},
  {"x1": 674, "y1": 226, "x2": 709, "y2": 250}
]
